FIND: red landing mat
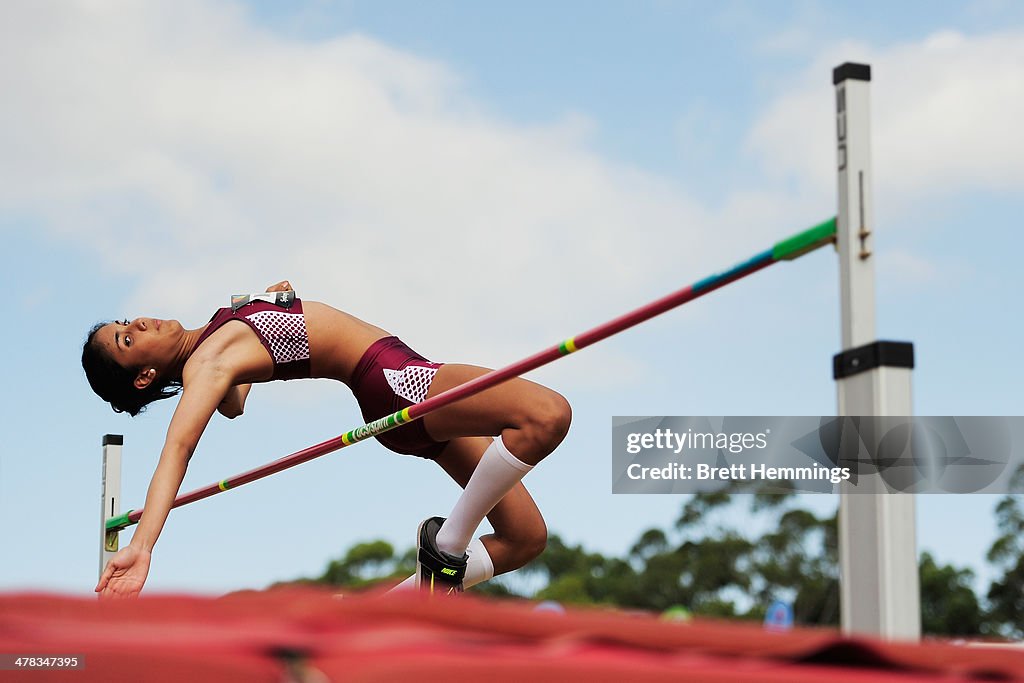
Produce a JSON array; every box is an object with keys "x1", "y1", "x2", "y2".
[{"x1": 1, "y1": 588, "x2": 1021, "y2": 682}]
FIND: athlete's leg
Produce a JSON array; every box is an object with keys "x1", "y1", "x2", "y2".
[
  {"x1": 419, "y1": 365, "x2": 569, "y2": 560},
  {"x1": 395, "y1": 435, "x2": 548, "y2": 591},
  {"x1": 421, "y1": 364, "x2": 571, "y2": 466},
  {"x1": 434, "y1": 436, "x2": 548, "y2": 575}
]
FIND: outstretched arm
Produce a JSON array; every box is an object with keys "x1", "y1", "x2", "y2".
[{"x1": 96, "y1": 364, "x2": 232, "y2": 598}]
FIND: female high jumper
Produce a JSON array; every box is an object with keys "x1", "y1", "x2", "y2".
[{"x1": 83, "y1": 281, "x2": 571, "y2": 597}]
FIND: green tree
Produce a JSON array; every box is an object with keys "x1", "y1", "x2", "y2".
[
  {"x1": 919, "y1": 552, "x2": 982, "y2": 636},
  {"x1": 746, "y1": 490, "x2": 840, "y2": 626},
  {"x1": 319, "y1": 540, "x2": 408, "y2": 589},
  {"x1": 985, "y1": 490, "x2": 1024, "y2": 637},
  {"x1": 529, "y1": 535, "x2": 627, "y2": 605}
]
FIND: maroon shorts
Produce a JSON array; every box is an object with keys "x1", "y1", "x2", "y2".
[{"x1": 350, "y1": 336, "x2": 447, "y2": 459}]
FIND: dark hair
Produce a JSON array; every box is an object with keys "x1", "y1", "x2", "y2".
[{"x1": 81, "y1": 321, "x2": 182, "y2": 417}]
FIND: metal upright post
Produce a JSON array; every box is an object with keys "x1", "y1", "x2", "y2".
[
  {"x1": 100, "y1": 434, "x2": 123, "y2": 579},
  {"x1": 833, "y1": 62, "x2": 920, "y2": 640}
]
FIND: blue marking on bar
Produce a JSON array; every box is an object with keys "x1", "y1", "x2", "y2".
[{"x1": 692, "y1": 250, "x2": 774, "y2": 293}]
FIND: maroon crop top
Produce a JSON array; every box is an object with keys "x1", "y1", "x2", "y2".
[{"x1": 194, "y1": 296, "x2": 312, "y2": 380}]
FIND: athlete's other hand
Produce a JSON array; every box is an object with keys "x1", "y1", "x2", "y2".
[
  {"x1": 266, "y1": 280, "x2": 293, "y2": 293},
  {"x1": 95, "y1": 545, "x2": 152, "y2": 599}
]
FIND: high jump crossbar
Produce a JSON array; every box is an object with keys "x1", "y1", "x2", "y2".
[{"x1": 104, "y1": 217, "x2": 836, "y2": 534}]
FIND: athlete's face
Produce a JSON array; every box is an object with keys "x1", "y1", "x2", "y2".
[{"x1": 96, "y1": 317, "x2": 183, "y2": 388}]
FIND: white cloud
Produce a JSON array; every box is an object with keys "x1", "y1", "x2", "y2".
[
  {"x1": 6, "y1": 2, "x2": 1019, "y2": 393},
  {"x1": 747, "y1": 29, "x2": 1024, "y2": 214},
  {"x1": 2, "y1": 0, "x2": 738, "y2": 377}
]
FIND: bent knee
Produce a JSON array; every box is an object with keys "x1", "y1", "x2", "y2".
[{"x1": 522, "y1": 391, "x2": 572, "y2": 448}]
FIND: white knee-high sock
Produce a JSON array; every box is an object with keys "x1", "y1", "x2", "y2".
[
  {"x1": 464, "y1": 537, "x2": 496, "y2": 586},
  {"x1": 435, "y1": 435, "x2": 533, "y2": 557},
  {"x1": 391, "y1": 537, "x2": 495, "y2": 591}
]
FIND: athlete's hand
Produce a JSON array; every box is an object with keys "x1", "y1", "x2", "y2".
[
  {"x1": 265, "y1": 280, "x2": 293, "y2": 293},
  {"x1": 95, "y1": 545, "x2": 152, "y2": 599}
]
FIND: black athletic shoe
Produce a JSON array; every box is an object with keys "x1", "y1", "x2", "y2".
[{"x1": 416, "y1": 516, "x2": 468, "y2": 595}]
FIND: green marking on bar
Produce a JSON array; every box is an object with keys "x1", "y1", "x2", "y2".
[
  {"x1": 772, "y1": 217, "x2": 837, "y2": 261},
  {"x1": 558, "y1": 338, "x2": 577, "y2": 355},
  {"x1": 346, "y1": 408, "x2": 408, "y2": 445},
  {"x1": 104, "y1": 511, "x2": 135, "y2": 531},
  {"x1": 218, "y1": 480, "x2": 231, "y2": 491}
]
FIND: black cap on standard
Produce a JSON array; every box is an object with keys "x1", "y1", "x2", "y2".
[
  {"x1": 833, "y1": 341, "x2": 914, "y2": 380},
  {"x1": 833, "y1": 62, "x2": 871, "y2": 84},
  {"x1": 102, "y1": 434, "x2": 123, "y2": 446}
]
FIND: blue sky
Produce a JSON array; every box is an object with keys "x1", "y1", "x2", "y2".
[{"x1": 1, "y1": 0, "x2": 1022, "y2": 600}]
